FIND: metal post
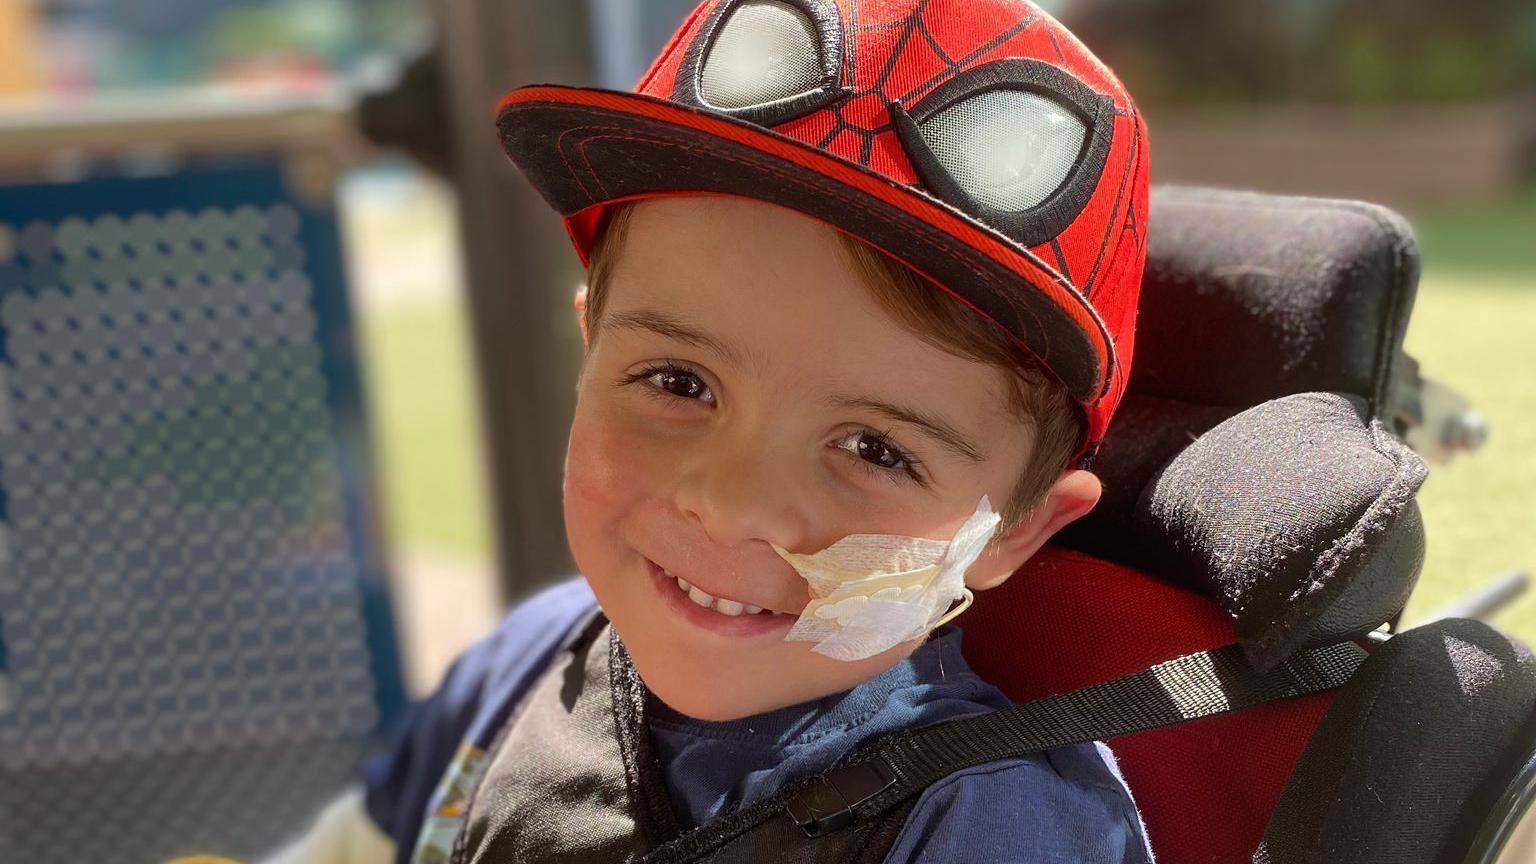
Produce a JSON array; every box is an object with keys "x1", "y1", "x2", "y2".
[{"x1": 435, "y1": 0, "x2": 594, "y2": 601}]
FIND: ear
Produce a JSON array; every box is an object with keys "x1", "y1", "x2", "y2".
[
  {"x1": 574, "y1": 287, "x2": 590, "y2": 348},
  {"x1": 965, "y1": 469, "x2": 1102, "y2": 591}
]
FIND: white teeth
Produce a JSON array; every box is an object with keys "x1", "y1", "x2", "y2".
[
  {"x1": 662, "y1": 568, "x2": 692, "y2": 593},
  {"x1": 665, "y1": 570, "x2": 769, "y2": 617}
]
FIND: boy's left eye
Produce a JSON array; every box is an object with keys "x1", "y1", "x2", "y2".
[{"x1": 834, "y1": 430, "x2": 924, "y2": 485}]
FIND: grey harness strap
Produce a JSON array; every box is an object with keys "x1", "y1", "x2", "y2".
[{"x1": 453, "y1": 611, "x2": 1368, "y2": 864}]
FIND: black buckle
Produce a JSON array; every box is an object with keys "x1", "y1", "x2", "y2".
[{"x1": 784, "y1": 760, "x2": 897, "y2": 838}]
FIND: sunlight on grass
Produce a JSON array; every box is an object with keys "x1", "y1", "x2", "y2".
[
  {"x1": 1399, "y1": 271, "x2": 1536, "y2": 644},
  {"x1": 357, "y1": 301, "x2": 493, "y2": 568},
  {"x1": 1394, "y1": 192, "x2": 1536, "y2": 644}
]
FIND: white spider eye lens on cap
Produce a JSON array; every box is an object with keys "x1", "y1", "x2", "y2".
[
  {"x1": 700, "y1": 0, "x2": 824, "y2": 110},
  {"x1": 921, "y1": 90, "x2": 1087, "y2": 213}
]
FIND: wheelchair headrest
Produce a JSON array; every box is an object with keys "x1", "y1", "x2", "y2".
[
  {"x1": 1053, "y1": 187, "x2": 1426, "y2": 664},
  {"x1": 1130, "y1": 186, "x2": 1419, "y2": 413},
  {"x1": 1135, "y1": 392, "x2": 1428, "y2": 671}
]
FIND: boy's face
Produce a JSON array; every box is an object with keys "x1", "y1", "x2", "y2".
[{"x1": 563, "y1": 197, "x2": 1053, "y2": 720}]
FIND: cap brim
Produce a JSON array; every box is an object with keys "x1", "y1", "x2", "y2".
[{"x1": 496, "y1": 84, "x2": 1113, "y2": 403}]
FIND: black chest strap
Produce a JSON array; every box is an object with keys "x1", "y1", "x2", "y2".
[
  {"x1": 454, "y1": 611, "x2": 1366, "y2": 864},
  {"x1": 642, "y1": 639, "x2": 1367, "y2": 864}
]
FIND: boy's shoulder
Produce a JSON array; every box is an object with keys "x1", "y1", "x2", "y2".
[
  {"x1": 425, "y1": 575, "x2": 599, "y2": 744},
  {"x1": 457, "y1": 576, "x2": 598, "y2": 701},
  {"x1": 363, "y1": 576, "x2": 596, "y2": 848},
  {"x1": 887, "y1": 741, "x2": 1153, "y2": 863}
]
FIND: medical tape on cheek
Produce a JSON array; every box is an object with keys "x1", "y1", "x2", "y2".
[{"x1": 771, "y1": 496, "x2": 1002, "y2": 662}]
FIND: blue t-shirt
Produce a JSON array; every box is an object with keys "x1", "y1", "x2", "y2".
[{"x1": 363, "y1": 577, "x2": 1155, "y2": 863}]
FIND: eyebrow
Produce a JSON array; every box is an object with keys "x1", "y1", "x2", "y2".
[
  {"x1": 600, "y1": 309, "x2": 745, "y2": 367},
  {"x1": 603, "y1": 308, "x2": 984, "y2": 463}
]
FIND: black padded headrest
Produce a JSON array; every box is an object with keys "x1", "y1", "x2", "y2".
[
  {"x1": 1060, "y1": 392, "x2": 1241, "y2": 568},
  {"x1": 1133, "y1": 392, "x2": 1428, "y2": 671},
  {"x1": 1130, "y1": 186, "x2": 1419, "y2": 415},
  {"x1": 1061, "y1": 187, "x2": 1421, "y2": 567}
]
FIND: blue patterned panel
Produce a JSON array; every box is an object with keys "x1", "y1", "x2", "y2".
[{"x1": 0, "y1": 162, "x2": 405, "y2": 863}]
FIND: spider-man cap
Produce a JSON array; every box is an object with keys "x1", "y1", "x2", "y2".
[{"x1": 496, "y1": 0, "x2": 1150, "y2": 464}]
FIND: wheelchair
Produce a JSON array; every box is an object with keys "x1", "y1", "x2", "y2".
[
  {"x1": 958, "y1": 186, "x2": 1536, "y2": 864},
  {"x1": 348, "y1": 24, "x2": 1535, "y2": 861}
]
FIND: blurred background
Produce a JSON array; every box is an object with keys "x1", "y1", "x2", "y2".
[{"x1": 0, "y1": 0, "x2": 1532, "y2": 858}]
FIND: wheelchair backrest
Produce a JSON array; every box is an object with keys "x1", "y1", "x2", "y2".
[{"x1": 963, "y1": 185, "x2": 1425, "y2": 864}]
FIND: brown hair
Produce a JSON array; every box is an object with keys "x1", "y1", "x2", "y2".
[{"x1": 584, "y1": 202, "x2": 1084, "y2": 528}]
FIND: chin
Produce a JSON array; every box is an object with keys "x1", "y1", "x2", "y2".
[
  {"x1": 615, "y1": 625, "x2": 780, "y2": 721},
  {"x1": 620, "y1": 623, "x2": 920, "y2": 722},
  {"x1": 646, "y1": 679, "x2": 756, "y2": 722}
]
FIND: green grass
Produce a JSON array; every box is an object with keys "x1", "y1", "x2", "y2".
[
  {"x1": 1410, "y1": 194, "x2": 1536, "y2": 278},
  {"x1": 357, "y1": 301, "x2": 493, "y2": 568},
  {"x1": 1398, "y1": 274, "x2": 1536, "y2": 640},
  {"x1": 1397, "y1": 194, "x2": 1536, "y2": 645},
  {"x1": 355, "y1": 191, "x2": 1536, "y2": 646}
]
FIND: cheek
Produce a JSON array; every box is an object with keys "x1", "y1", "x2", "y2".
[
  {"x1": 564, "y1": 411, "x2": 640, "y2": 552},
  {"x1": 564, "y1": 412, "x2": 629, "y2": 517},
  {"x1": 563, "y1": 399, "x2": 675, "y2": 565}
]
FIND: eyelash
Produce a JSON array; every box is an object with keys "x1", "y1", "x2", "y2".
[{"x1": 617, "y1": 361, "x2": 928, "y2": 486}]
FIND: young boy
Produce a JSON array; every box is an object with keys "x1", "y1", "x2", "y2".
[{"x1": 275, "y1": 1, "x2": 1153, "y2": 861}]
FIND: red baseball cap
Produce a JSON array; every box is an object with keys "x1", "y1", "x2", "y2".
[{"x1": 495, "y1": 0, "x2": 1150, "y2": 465}]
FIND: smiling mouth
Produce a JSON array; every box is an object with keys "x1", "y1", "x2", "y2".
[{"x1": 658, "y1": 566, "x2": 786, "y2": 618}]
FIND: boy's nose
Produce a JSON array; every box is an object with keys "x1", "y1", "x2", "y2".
[{"x1": 672, "y1": 442, "x2": 809, "y2": 554}]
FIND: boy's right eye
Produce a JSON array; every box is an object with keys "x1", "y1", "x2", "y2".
[{"x1": 625, "y1": 362, "x2": 717, "y2": 405}]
